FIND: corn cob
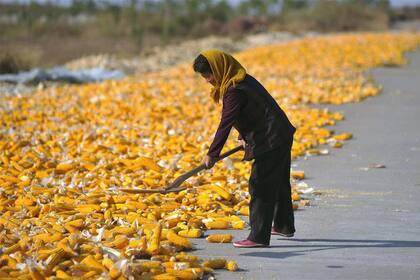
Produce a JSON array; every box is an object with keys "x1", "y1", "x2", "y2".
[
  {"x1": 291, "y1": 193, "x2": 301, "y2": 201},
  {"x1": 175, "y1": 253, "x2": 199, "y2": 263},
  {"x1": 105, "y1": 236, "x2": 129, "y2": 249},
  {"x1": 153, "y1": 273, "x2": 178, "y2": 280},
  {"x1": 238, "y1": 206, "x2": 249, "y2": 216},
  {"x1": 291, "y1": 170, "x2": 305, "y2": 180},
  {"x1": 81, "y1": 270, "x2": 98, "y2": 279},
  {"x1": 2, "y1": 243, "x2": 21, "y2": 254},
  {"x1": 111, "y1": 226, "x2": 137, "y2": 236},
  {"x1": 55, "y1": 163, "x2": 74, "y2": 173},
  {"x1": 167, "y1": 268, "x2": 204, "y2": 280},
  {"x1": 76, "y1": 204, "x2": 101, "y2": 213},
  {"x1": 333, "y1": 133, "x2": 352, "y2": 141},
  {"x1": 147, "y1": 223, "x2": 162, "y2": 255},
  {"x1": 28, "y1": 265, "x2": 44, "y2": 280},
  {"x1": 202, "y1": 258, "x2": 226, "y2": 269},
  {"x1": 177, "y1": 229, "x2": 202, "y2": 238},
  {"x1": 81, "y1": 255, "x2": 107, "y2": 273},
  {"x1": 56, "y1": 269, "x2": 72, "y2": 279},
  {"x1": 166, "y1": 229, "x2": 192, "y2": 249},
  {"x1": 65, "y1": 219, "x2": 84, "y2": 228},
  {"x1": 208, "y1": 185, "x2": 232, "y2": 201},
  {"x1": 226, "y1": 260, "x2": 238, "y2": 271},
  {"x1": 45, "y1": 248, "x2": 66, "y2": 275},
  {"x1": 206, "y1": 234, "x2": 233, "y2": 243},
  {"x1": 204, "y1": 220, "x2": 230, "y2": 229}
]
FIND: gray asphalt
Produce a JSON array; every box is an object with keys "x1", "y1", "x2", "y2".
[{"x1": 191, "y1": 50, "x2": 420, "y2": 280}]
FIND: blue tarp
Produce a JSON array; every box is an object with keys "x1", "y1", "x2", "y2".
[{"x1": 0, "y1": 67, "x2": 125, "y2": 84}]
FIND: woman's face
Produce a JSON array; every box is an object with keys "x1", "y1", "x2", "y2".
[{"x1": 201, "y1": 72, "x2": 216, "y2": 86}]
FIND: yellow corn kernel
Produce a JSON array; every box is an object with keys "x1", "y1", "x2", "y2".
[
  {"x1": 161, "y1": 261, "x2": 178, "y2": 269},
  {"x1": 38, "y1": 247, "x2": 63, "y2": 260},
  {"x1": 81, "y1": 270, "x2": 98, "y2": 279},
  {"x1": 65, "y1": 219, "x2": 84, "y2": 228},
  {"x1": 81, "y1": 162, "x2": 95, "y2": 171},
  {"x1": 126, "y1": 200, "x2": 148, "y2": 210},
  {"x1": 202, "y1": 266, "x2": 214, "y2": 274},
  {"x1": 102, "y1": 257, "x2": 114, "y2": 270},
  {"x1": 333, "y1": 133, "x2": 352, "y2": 141},
  {"x1": 204, "y1": 220, "x2": 230, "y2": 229},
  {"x1": 128, "y1": 236, "x2": 146, "y2": 249},
  {"x1": 135, "y1": 157, "x2": 161, "y2": 172},
  {"x1": 55, "y1": 163, "x2": 74, "y2": 173},
  {"x1": 291, "y1": 193, "x2": 300, "y2": 201},
  {"x1": 76, "y1": 204, "x2": 101, "y2": 213},
  {"x1": 150, "y1": 255, "x2": 172, "y2": 263},
  {"x1": 231, "y1": 220, "x2": 246, "y2": 229},
  {"x1": 11, "y1": 161, "x2": 24, "y2": 172},
  {"x1": 104, "y1": 209, "x2": 113, "y2": 220},
  {"x1": 0, "y1": 155, "x2": 9, "y2": 166},
  {"x1": 166, "y1": 229, "x2": 192, "y2": 249},
  {"x1": 147, "y1": 223, "x2": 162, "y2": 255},
  {"x1": 29, "y1": 265, "x2": 44, "y2": 280},
  {"x1": 226, "y1": 260, "x2": 238, "y2": 271},
  {"x1": 238, "y1": 206, "x2": 249, "y2": 216},
  {"x1": 177, "y1": 229, "x2": 202, "y2": 238},
  {"x1": 175, "y1": 253, "x2": 199, "y2": 263},
  {"x1": 106, "y1": 236, "x2": 129, "y2": 249},
  {"x1": 153, "y1": 273, "x2": 178, "y2": 280},
  {"x1": 291, "y1": 170, "x2": 305, "y2": 180},
  {"x1": 2, "y1": 243, "x2": 21, "y2": 254},
  {"x1": 56, "y1": 269, "x2": 72, "y2": 279},
  {"x1": 111, "y1": 226, "x2": 136, "y2": 236},
  {"x1": 81, "y1": 255, "x2": 106, "y2": 273},
  {"x1": 109, "y1": 266, "x2": 121, "y2": 279},
  {"x1": 0, "y1": 175, "x2": 20, "y2": 184},
  {"x1": 136, "y1": 260, "x2": 162, "y2": 270},
  {"x1": 45, "y1": 248, "x2": 66, "y2": 275},
  {"x1": 63, "y1": 224, "x2": 79, "y2": 234},
  {"x1": 202, "y1": 258, "x2": 226, "y2": 269},
  {"x1": 176, "y1": 222, "x2": 189, "y2": 230},
  {"x1": 34, "y1": 170, "x2": 49, "y2": 179},
  {"x1": 169, "y1": 268, "x2": 204, "y2": 280},
  {"x1": 33, "y1": 232, "x2": 63, "y2": 243},
  {"x1": 206, "y1": 234, "x2": 233, "y2": 243}
]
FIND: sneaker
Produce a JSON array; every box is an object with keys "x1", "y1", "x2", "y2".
[
  {"x1": 233, "y1": 239, "x2": 268, "y2": 248},
  {"x1": 271, "y1": 227, "x2": 294, "y2": 237}
]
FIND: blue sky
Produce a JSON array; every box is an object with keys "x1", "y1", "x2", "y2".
[{"x1": 0, "y1": 0, "x2": 419, "y2": 8}]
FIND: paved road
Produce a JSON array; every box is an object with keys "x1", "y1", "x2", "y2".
[{"x1": 192, "y1": 50, "x2": 420, "y2": 280}]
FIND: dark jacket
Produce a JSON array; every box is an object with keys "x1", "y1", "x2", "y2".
[{"x1": 208, "y1": 74, "x2": 296, "y2": 160}]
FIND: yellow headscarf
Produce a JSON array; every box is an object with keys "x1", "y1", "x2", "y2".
[{"x1": 201, "y1": 49, "x2": 247, "y2": 103}]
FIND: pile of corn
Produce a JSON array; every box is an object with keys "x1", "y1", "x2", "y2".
[{"x1": 0, "y1": 32, "x2": 419, "y2": 279}]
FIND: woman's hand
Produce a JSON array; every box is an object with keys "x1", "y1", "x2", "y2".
[
  {"x1": 203, "y1": 155, "x2": 217, "y2": 169},
  {"x1": 237, "y1": 139, "x2": 246, "y2": 149}
]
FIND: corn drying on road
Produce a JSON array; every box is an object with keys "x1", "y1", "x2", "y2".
[
  {"x1": 195, "y1": 50, "x2": 420, "y2": 280},
  {"x1": 1, "y1": 33, "x2": 420, "y2": 279}
]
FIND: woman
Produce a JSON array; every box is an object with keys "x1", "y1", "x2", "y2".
[{"x1": 193, "y1": 49, "x2": 296, "y2": 248}]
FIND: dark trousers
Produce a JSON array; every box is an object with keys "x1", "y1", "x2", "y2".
[{"x1": 247, "y1": 138, "x2": 295, "y2": 245}]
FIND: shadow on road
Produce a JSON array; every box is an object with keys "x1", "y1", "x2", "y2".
[{"x1": 240, "y1": 238, "x2": 420, "y2": 259}]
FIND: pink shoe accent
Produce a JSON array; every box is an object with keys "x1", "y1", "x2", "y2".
[
  {"x1": 233, "y1": 239, "x2": 268, "y2": 248},
  {"x1": 271, "y1": 227, "x2": 294, "y2": 237}
]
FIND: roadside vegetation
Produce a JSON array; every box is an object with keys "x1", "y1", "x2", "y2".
[{"x1": 0, "y1": 0, "x2": 419, "y2": 73}]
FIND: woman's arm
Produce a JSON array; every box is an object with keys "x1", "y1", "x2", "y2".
[{"x1": 207, "y1": 89, "x2": 242, "y2": 158}]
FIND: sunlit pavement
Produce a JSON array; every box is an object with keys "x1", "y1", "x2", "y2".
[{"x1": 192, "y1": 50, "x2": 420, "y2": 280}]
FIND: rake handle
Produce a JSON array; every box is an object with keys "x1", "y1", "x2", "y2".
[{"x1": 163, "y1": 145, "x2": 244, "y2": 191}]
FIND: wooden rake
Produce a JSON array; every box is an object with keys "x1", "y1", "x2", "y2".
[{"x1": 119, "y1": 145, "x2": 243, "y2": 194}]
